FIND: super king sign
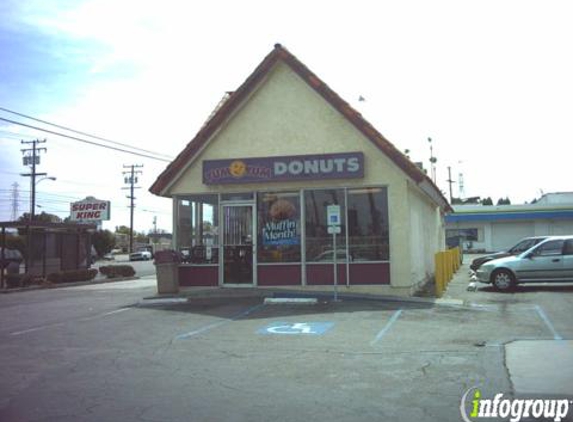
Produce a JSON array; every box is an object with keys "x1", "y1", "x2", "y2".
[{"x1": 70, "y1": 197, "x2": 111, "y2": 222}]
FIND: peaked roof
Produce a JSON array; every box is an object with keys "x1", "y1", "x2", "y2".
[{"x1": 149, "y1": 44, "x2": 451, "y2": 212}]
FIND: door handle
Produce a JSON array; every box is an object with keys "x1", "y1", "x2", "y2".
[{"x1": 552, "y1": 258, "x2": 561, "y2": 262}]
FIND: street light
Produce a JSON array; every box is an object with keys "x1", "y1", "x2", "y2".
[{"x1": 31, "y1": 176, "x2": 56, "y2": 220}]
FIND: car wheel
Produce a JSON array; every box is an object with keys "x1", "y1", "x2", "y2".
[{"x1": 491, "y1": 269, "x2": 515, "y2": 291}]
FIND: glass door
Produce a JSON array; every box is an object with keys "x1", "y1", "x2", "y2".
[{"x1": 222, "y1": 205, "x2": 254, "y2": 285}]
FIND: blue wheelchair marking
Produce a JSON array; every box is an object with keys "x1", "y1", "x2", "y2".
[{"x1": 258, "y1": 322, "x2": 334, "y2": 335}]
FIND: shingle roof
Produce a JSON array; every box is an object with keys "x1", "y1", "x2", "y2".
[{"x1": 149, "y1": 44, "x2": 451, "y2": 212}]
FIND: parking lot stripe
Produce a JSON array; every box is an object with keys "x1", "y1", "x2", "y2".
[
  {"x1": 80, "y1": 307, "x2": 132, "y2": 321},
  {"x1": 175, "y1": 303, "x2": 264, "y2": 340},
  {"x1": 10, "y1": 322, "x2": 65, "y2": 336},
  {"x1": 370, "y1": 309, "x2": 402, "y2": 346},
  {"x1": 534, "y1": 305, "x2": 563, "y2": 340}
]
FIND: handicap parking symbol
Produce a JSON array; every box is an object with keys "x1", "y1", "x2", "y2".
[{"x1": 258, "y1": 322, "x2": 334, "y2": 335}]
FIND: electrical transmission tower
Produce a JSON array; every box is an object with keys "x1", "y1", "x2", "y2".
[
  {"x1": 11, "y1": 182, "x2": 19, "y2": 221},
  {"x1": 20, "y1": 139, "x2": 47, "y2": 220},
  {"x1": 122, "y1": 164, "x2": 143, "y2": 254}
]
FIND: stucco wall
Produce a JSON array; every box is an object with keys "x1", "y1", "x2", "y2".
[
  {"x1": 407, "y1": 182, "x2": 444, "y2": 289},
  {"x1": 167, "y1": 61, "x2": 437, "y2": 288},
  {"x1": 447, "y1": 219, "x2": 573, "y2": 252}
]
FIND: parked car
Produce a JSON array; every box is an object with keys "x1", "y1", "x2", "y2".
[
  {"x1": 0, "y1": 247, "x2": 23, "y2": 270},
  {"x1": 129, "y1": 250, "x2": 152, "y2": 261},
  {"x1": 476, "y1": 235, "x2": 573, "y2": 291},
  {"x1": 470, "y1": 236, "x2": 549, "y2": 271},
  {"x1": 313, "y1": 250, "x2": 351, "y2": 262}
]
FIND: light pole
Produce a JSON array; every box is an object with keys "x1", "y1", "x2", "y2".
[
  {"x1": 428, "y1": 137, "x2": 437, "y2": 183},
  {"x1": 32, "y1": 176, "x2": 56, "y2": 219}
]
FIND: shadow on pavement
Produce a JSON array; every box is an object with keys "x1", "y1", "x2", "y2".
[
  {"x1": 132, "y1": 295, "x2": 435, "y2": 321},
  {"x1": 478, "y1": 283, "x2": 573, "y2": 294}
]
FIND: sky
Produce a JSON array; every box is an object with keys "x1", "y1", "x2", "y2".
[{"x1": 1, "y1": 0, "x2": 572, "y2": 233}]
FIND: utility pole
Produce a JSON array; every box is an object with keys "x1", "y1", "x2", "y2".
[
  {"x1": 122, "y1": 164, "x2": 143, "y2": 254},
  {"x1": 10, "y1": 182, "x2": 19, "y2": 221},
  {"x1": 20, "y1": 139, "x2": 47, "y2": 220},
  {"x1": 446, "y1": 166, "x2": 456, "y2": 203},
  {"x1": 152, "y1": 215, "x2": 158, "y2": 249}
]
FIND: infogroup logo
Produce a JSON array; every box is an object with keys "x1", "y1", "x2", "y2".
[{"x1": 460, "y1": 387, "x2": 571, "y2": 422}]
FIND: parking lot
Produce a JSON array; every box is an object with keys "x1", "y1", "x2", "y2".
[{"x1": 0, "y1": 260, "x2": 572, "y2": 422}]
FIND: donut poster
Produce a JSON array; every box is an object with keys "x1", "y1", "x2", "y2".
[{"x1": 261, "y1": 197, "x2": 300, "y2": 246}]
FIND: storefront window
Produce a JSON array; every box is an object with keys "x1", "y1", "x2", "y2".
[
  {"x1": 305, "y1": 189, "x2": 346, "y2": 262},
  {"x1": 177, "y1": 194, "x2": 219, "y2": 264},
  {"x1": 257, "y1": 192, "x2": 301, "y2": 263},
  {"x1": 347, "y1": 188, "x2": 389, "y2": 261},
  {"x1": 446, "y1": 228, "x2": 479, "y2": 242}
]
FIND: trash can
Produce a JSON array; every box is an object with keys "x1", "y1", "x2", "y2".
[{"x1": 154, "y1": 250, "x2": 180, "y2": 294}]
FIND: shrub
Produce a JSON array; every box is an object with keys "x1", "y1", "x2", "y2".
[
  {"x1": 5, "y1": 274, "x2": 46, "y2": 288},
  {"x1": 5, "y1": 274, "x2": 22, "y2": 288},
  {"x1": 98, "y1": 265, "x2": 136, "y2": 279},
  {"x1": 47, "y1": 268, "x2": 98, "y2": 284}
]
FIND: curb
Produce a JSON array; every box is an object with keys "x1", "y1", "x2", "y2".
[
  {"x1": 270, "y1": 290, "x2": 466, "y2": 307},
  {"x1": 0, "y1": 276, "x2": 140, "y2": 294},
  {"x1": 264, "y1": 297, "x2": 318, "y2": 305},
  {"x1": 141, "y1": 288, "x2": 467, "y2": 307}
]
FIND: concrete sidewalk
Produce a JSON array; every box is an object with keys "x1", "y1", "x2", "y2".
[{"x1": 506, "y1": 340, "x2": 573, "y2": 396}]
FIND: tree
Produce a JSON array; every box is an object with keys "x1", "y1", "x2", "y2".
[
  {"x1": 18, "y1": 212, "x2": 62, "y2": 223},
  {"x1": 92, "y1": 230, "x2": 116, "y2": 257},
  {"x1": 135, "y1": 232, "x2": 148, "y2": 243},
  {"x1": 115, "y1": 225, "x2": 131, "y2": 235},
  {"x1": 497, "y1": 197, "x2": 511, "y2": 205},
  {"x1": 481, "y1": 197, "x2": 493, "y2": 206}
]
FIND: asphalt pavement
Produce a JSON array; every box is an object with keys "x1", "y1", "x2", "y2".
[{"x1": 0, "y1": 256, "x2": 571, "y2": 422}]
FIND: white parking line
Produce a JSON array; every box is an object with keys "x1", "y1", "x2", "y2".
[
  {"x1": 10, "y1": 322, "x2": 65, "y2": 336},
  {"x1": 370, "y1": 309, "x2": 403, "y2": 346},
  {"x1": 176, "y1": 303, "x2": 264, "y2": 340},
  {"x1": 80, "y1": 307, "x2": 132, "y2": 321},
  {"x1": 10, "y1": 307, "x2": 133, "y2": 336},
  {"x1": 534, "y1": 305, "x2": 563, "y2": 340}
]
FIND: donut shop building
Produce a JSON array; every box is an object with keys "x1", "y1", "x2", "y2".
[{"x1": 150, "y1": 44, "x2": 451, "y2": 296}]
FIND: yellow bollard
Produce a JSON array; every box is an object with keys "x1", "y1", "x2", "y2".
[
  {"x1": 444, "y1": 251, "x2": 451, "y2": 285},
  {"x1": 446, "y1": 251, "x2": 454, "y2": 284},
  {"x1": 435, "y1": 252, "x2": 444, "y2": 297}
]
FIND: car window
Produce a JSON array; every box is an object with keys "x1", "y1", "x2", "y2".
[
  {"x1": 534, "y1": 240, "x2": 564, "y2": 256},
  {"x1": 564, "y1": 240, "x2": 573, "y2": 256},
  {"x1": 510, "y1": 239, "x2": 534, "y2": 253}
]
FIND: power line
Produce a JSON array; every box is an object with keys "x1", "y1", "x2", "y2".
[
  {"x1": 0, "y1": 189, "x2": 83, "y2": 200},
  {"x1": 0, "y1": 106, "x2": 174, "y2": 159},
  {"x1": 0, "y1": 116, "x2": 171, "y2": 162}
]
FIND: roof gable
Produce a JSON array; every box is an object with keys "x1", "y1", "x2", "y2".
[{"x1": 150, "y1": 44, "x2": 451, "y2": 211}]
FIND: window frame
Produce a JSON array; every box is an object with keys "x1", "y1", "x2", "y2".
[
  {"x1": 175, "y1": 194, "x2": 220, "y2": 266},
  {"x1": 533, "y1": 240, "x2": 565, "y2": 257},
  {"x1": 173, "y1": 186, "x2": 392, "y2": 286}
]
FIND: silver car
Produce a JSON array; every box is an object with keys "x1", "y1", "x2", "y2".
[{"x1": 476, "y1": 235, "x2": 573, "y2": 291}]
